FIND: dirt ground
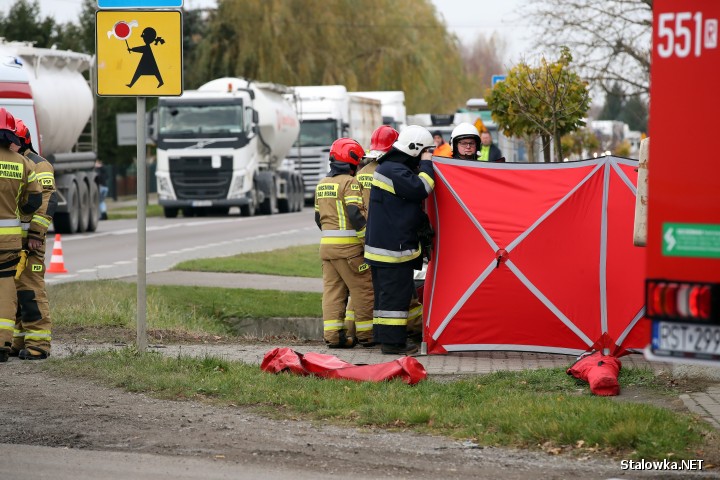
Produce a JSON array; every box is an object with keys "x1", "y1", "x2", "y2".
[{"x1": 1, "y1": 347, "x2": 719, "y2": 479}]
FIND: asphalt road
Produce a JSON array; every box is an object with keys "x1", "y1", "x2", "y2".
[
  {"x1": 0, "y1": 443, "x2": 380, "y2": 480},
  {"x1": 45, "y1": 208, "x2": 319, "y2": 285}
]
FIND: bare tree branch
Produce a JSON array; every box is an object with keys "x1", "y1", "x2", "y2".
[{"x1": 525, "y1": 0, "x2": 652, "y2": 96}]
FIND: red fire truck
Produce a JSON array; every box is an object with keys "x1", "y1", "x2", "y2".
[{"x1": 644, "y1": 0, "x2": 720, "y2": 365}]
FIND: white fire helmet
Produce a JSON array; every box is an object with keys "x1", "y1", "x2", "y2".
[{"x1": 392, "y1": 125, "x2": 434, "y2": 157}]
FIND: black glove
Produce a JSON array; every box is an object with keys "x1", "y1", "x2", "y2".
[{"x1": 417, "y1": 213, "x2": 435, "y2": 261}]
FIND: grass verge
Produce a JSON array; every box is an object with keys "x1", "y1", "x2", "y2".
[
  {"x1": 174, "y1": 244, "x2": 321, "y2": 278},
  {"x1": 107, "y1": 204, "x2": 165, "y2": 219},
  {"x1": 45, "y1": 349, "x2": 718, "y2": 462},
  {"x1": 48, "y1": 280, "x2": 322, "y2": 341}
]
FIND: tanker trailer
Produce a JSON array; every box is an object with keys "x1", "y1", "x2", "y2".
[
  {"x1": 0, "y1": 41, "x2": 98, "y2": 234},
  {"x1": 153, "y1": 77, "x2": 303, "y2": 217}
]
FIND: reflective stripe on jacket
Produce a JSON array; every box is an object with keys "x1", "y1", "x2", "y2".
[
  {"x1": 364, "y1": 150, "x2": 435, "y2": 267},
  {"x1": 0, "y1": 149, "x2": 41, "y2": 252},
  {"x1": 315, "y1": 171, "x2": 367, "y2": 260}
]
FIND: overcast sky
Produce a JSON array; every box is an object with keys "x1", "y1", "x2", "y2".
[{"x1": 0, "y1": 0, "x2": 533, "y2": 65}]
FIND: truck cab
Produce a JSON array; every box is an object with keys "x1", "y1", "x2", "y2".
[
  {"x1": 155, "y1": 91, "x2": 255, "y2": 217},
  {"x1": 154, "y1": 78, "x2": 303, "y2": 217}
]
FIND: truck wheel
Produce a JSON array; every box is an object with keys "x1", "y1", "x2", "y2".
[
  {"x1": 164, "y1": 207, "x2": 179, "y2": 218},
  {"x1": 259, "y1": 186, "x2": 276, "y2": 215},
  {"x1": 294, "y1": 175, "x2": 304, "y2": 212},
  {"x1": 77, "y1": 178, "x2": 90, "y2": 233},
  {"x1": 278, "y1": 196, "x2": 290, "y2": 214},
  {"x1": 87, "y1": 180, "x2": 100, "y2": 232},
  {"x1": 258, "y1": 172, "x2": 276, "y2": 215},
  {"x1": 53, "y1": 182, "x2": 79, "y2": 234},
  {"x1": 277, "y1": 171, "x2": 291, "y2": 214},
  {"x1": 240, "y1": 189, "x2": 256, "y2": 217}
]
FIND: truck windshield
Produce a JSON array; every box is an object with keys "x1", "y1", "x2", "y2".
[
  {"x1": 294, "y1": 120, "x2": 337, "y2": 147},
  {"x1": 158, "y1": 103, "x2": 243, "y2": 136}
]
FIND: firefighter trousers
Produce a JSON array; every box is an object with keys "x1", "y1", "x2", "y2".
[
  {"x1": 346, "y1": 280, "x2": 421, "y2": 342},
  {"x1": 371, "y1": 264, "x2": 416, "y2": 346},
  {"x1": 0, "y1": 251, "x2": 20, "y2": 351},
  {"x1": 13, "y1": 251, "x2": 51, "y2": 356},
  {"x1": 322, "y1": 255, "x2": 374, "y2": 344}
]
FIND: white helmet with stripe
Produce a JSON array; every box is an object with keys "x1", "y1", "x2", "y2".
[{"x1": 392, "y1": 125, "x2": 434, "y2": 157}]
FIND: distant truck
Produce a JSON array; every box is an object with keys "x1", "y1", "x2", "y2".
[
  {"x1": 287, "y1": 85, "x2": 381, "y2": 202},
  {"x1": 0, "y1": 41, "x2": 100, "y2": 234},
  {"x1": 153, "y1": 77, "x2": 304, "y2": 217},
  {"x1": 352, "y1": 90, "x2": 406, "y2": 131}
]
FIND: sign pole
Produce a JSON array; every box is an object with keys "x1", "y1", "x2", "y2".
[{"x1": 136, "y1": 96, "x2": 147, "y2": 352}]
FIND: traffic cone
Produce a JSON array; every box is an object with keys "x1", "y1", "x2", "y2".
[{"x1": 46, "y1": 233, "x2": 68, "y2": 274}]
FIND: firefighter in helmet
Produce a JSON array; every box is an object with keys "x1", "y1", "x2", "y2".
[
  {"x1": 315, "y1": 138, "x2": 374, "y2": 348},
  {"x1": 343, "y1": 125, "x2": 399, "y2": 347},
  {"x1": 450, "y1": 122, "x2": 481, "y2": 160},
  {"x1": 11, "y1": 119, "x2": 56, "y2": 360},
  {"x1": 0, "y1": 109, "x2": 42, "y2": 362},
  {"x1": 364, "y1": 125, "x2": 435, "y2": 355}
]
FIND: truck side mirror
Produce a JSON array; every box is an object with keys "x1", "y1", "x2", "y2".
[
  {"x1": 147, "y1": 107, "x2": 157, "y2": 143},
  {"x1": 342, "y1": 122, "x2": 350, "y2": 137},
  {"x1": 244, "y1": 106, "x2": 256, "y2": 137}
]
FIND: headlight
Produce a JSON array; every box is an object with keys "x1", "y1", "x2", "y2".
[
  {"x1": 157, "y1": 174, "x2": 175, "y2": 199},
  {"x1": 227, "y1": 174, "x2": 245, "y2": 199}
]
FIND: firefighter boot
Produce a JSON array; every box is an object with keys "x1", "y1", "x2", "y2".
[
  {"x1": 0, "y1": 348, "x2": 9, "y2": 363},
  {"x1": 18, "y1": 346, "x2": 49, "y2": 360},
  {"x1": 326, "y1": 329, "x2": 357, "y2": 349},
  {"x1": 380, "y1": 341, "x2": 419, "y2": 356}
]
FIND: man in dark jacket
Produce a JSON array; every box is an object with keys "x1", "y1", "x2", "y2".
[
  {"x1": 479, "y1": 131, "x2": 504, "y2": 162},
  {"x1": 364, "y1": 125, "x2": 435, "y2": 355}
]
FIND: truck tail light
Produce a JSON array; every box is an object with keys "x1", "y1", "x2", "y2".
[
  {"x1": 646, "y1": 280, "x2": 718, "y2": 323},
  {"x1": 650, "y1": 282, "x2": 666, "y2": 317},
  {"x1": 663, "y1": 283, "x2": 679, "y2": 317},
  {"x1": 689, "y1": 285, "x2": 711, "y2": 320}
]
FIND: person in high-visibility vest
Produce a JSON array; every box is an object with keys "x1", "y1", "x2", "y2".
[
  {"x1": 315, "y1": 138, "x2": 373, "y2": 348},
  {"x1": 478, "y1": 131, "x2": 504, "y2": 162},
  {"x1": 0, "y1": 109, "x2": 42, "y2": 362},
  {"x1": 11, "y1": 119, "x2": 56, "y2": 360}
]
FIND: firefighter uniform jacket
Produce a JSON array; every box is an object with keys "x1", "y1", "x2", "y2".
[
  {"x1": 0, "y1": 149, "x2": 41, "y2": 252},
  {"x1": 356, "y1": 160, "x2": 377, "y2": 207},
  {"x1": 20, "y1": 151, "x2": 56, "y2": 249},
  {"x1": 314, "y1": 163, "x2": 367, "y2": 260},
  {"x1": 364, "y1": 150, "x2": 435, "y2": 267}
]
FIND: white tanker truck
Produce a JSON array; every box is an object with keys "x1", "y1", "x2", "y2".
[
  {"x1": 153, "y1": 77, "x2": 304, "y2": 217},
  {"x1": 0, "y1": 41, "x2": 99, "y2": 234}
]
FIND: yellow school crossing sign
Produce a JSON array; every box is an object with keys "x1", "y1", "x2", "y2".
[{"x1": 96, "y1": 10, "x2": 182, "y2": 96}]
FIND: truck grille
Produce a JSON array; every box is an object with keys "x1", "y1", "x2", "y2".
[
  {"x1": 169, "y1": 156, "x2": 232, "y2": 200},
  {"x1": 287, "y1": 153, "x2": 327, "y2": 197}
]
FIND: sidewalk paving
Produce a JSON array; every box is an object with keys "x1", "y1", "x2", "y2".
[{"x1": 90, "y1": 270, "x2": 720, "y2": 430}]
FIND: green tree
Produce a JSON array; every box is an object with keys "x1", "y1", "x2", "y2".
[
  {"x1": 486, "y1": 47, "x2": 590, "y2": 162},
  {"x1": 0, "y1": 0, "x2": 56, "y2": 47},
  {"x1": 599, "y1": 82, "x2": 624, "y2": 121},
  {"x1": 618, "y1": 95, "x2": 648, "y2": 132},
  {"x1": 192, "y1": 0, "x2": 470, "y2": 113}
]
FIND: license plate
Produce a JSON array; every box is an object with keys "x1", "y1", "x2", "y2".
[
  {"x1": 652, "y1": 321, "x2": 720, "y2": 360},
  {"x1": 191, "y1": 200, "x2": 212, "y2": 207}
]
